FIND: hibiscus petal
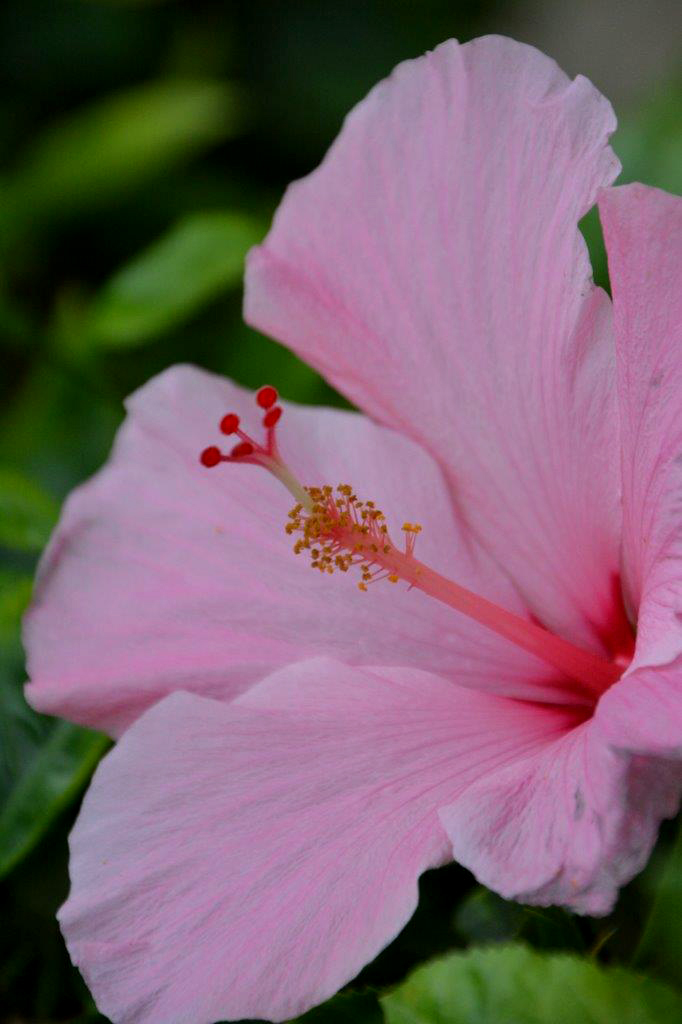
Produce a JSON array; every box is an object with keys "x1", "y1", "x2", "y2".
[
  {"x1": 596, "y1": 656, "x2": 682, "y2": 758},
  {"x1": 60, "y1": 658, "x2": 578, "y2": 1024},
  {"x1": 245, "y1": 35, "x2": 623, "y2": 652},
  {"x1": 25, "y1": 364, "x2": 560, "y2": 737},
  {"x1": 439, "y1": 711, "x2": 682, "y2": 915},
  {"x1": 599, "y1": 183, "x2": 682, "y2": 666}
]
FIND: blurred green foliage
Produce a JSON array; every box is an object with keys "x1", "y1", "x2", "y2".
[
  {"x1": 381, "y1": 944, "x2": 682, "y2": 1024},
  {"x1": 84, "y1": 211, "x2": 264, "y2": 349},
  {"x1": 0, "y1": 721, "x2": 108, "y2": 880},
  {"x1": 0, "y1": 467, "x2": 58, "y2": 551},
  {"x1": 0, "y1": 1, "x2": 681, "y2": 1022},
  {"x1": 3, "y1": 79, "x2": 241, "y2": 237},
  {"x1": 634, "y1": 819, "x2": 682, "y2": 987}
]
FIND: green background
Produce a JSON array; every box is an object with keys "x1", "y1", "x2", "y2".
[{"x1": 1, "y1": 1, "x2": 681, "y2": 1021}]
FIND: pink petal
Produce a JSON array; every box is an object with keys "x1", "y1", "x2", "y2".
[
  {"x1": 60, "y1": 658, "x2": 579, "y2": 1024},
  {"x1": 245, "y1": 36, "x2": 623, "y2": 653},
  {"x1": 599, "y1": 183, "x2": 682, "y2": 667},
  {"x1": 440, "y1": 710, "x2": 682, "y2": 916},
  {"x1": 25, "y1": 364, "x2": 561, "y2": 737},
  {"x1": 596, "y1": 656, "x2": 682, "y2": 758}
]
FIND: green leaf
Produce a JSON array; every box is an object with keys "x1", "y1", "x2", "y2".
[
  {"x1": 0, "y1": 467, "x2": 59, "y2": 551},
  {"x1": 0, "y1": 553, "x2": 106, "y2": 884},
  {"x1": 6, "y1": 79, "x2": 241, "y2": 226},
  {"x1": 0, "y1": 570, "x2": 33, "y2": 647},
  {"x1": 454, "y1": 889, "x2": 526, "y2": 946},
  {"x1": 634, "y1": 816, "x2": 682, "y2": 986},
  {"x1": 381, "y1": 944, "x2": 682, "y2": 1024},
  {"x1": 0, "y1": 570, "x2": 41, "y2": 802},
  {"x1": 454, "y1": 887, "x2": 585, "y2": 952},
  {"x1": 580, "y1": 75, "x2": 682, "y2": 294},
  {"x1": 614, "y1": 78, "x2": 682, "y2": 196},
  {"x1": 0, "y1": 290, "x2": 34, "y2": 351},
  {"x1": 0, "y1": 721, "x2": 109, "y2": 879},
  {"x1": 85, "y1": 211, "x2": 264, "y2": 348}
]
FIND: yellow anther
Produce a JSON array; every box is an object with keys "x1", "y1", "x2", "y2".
[{"x1": 286, "y1": 481, "x2": 421, "y2": 593}]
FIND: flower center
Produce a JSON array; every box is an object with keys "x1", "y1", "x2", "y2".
[{"x1": 200, "y1": 386, "x2": 626, "y2": 701}]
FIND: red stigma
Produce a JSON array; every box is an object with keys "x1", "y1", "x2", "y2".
[
  {"x1": 263, "y1": 406, "x2": 282, "y2": 429},
  {"x1": 256, "y1": 386, "x2": 278, "y2": 410},
  {"x1": 198, "y1": 384, "x2": 292, "y2": 474},
  {"x1": 220, "y1": 413, "x2": 240, "y2": 435},
  {"x1": 200, "y1": 446, "x2": 222, "y2": 468},
  {"x1": 231, "y1": 441, "x2": 255, "y2": 458}
]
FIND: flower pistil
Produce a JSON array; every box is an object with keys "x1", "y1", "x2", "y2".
[{"x1": 200, "y1": 387, "x2": 626, "y2": 700}]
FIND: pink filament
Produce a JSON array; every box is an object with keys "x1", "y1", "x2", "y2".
[
  {"x1": 297, "y1": 491, "x2": 624, "y2": 700},
  {"x1": 376, "y1": 545, "x2": 622, "y2": 698}
]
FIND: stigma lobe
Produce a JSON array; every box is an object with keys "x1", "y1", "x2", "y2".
[{"x1": 198, "y1": 385, "x2": 310, "y2": 509}]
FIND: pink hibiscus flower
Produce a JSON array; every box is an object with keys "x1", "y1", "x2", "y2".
[{"x1": 23, "y1": 34, "x2": 682, "y2": 1024}]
